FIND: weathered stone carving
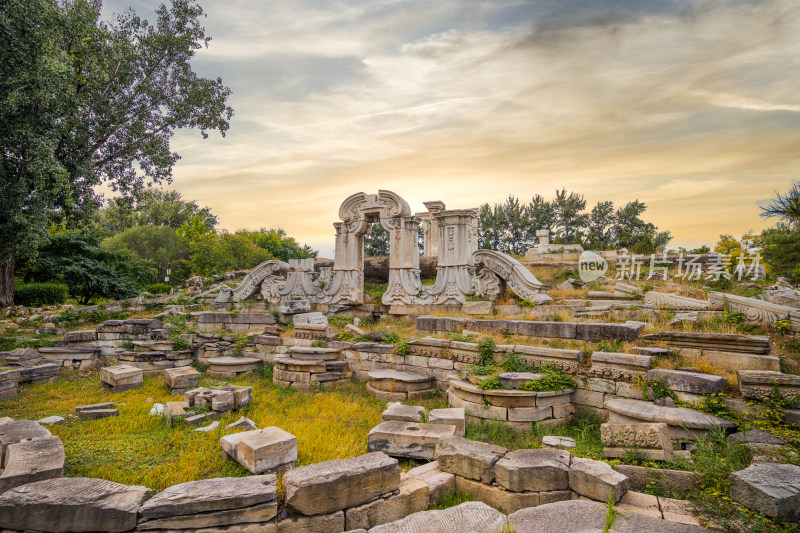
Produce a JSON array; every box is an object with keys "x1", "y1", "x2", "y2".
[
  {"x1": 473, "y1": 250, "x2": 551, "y2": 304},
  {"x1": 471, "y1": 269, "x2": 503, "y2": 300},
  {"x1": 643, "y1": 291, "x2": 710, "y2": 310},
  {"x1": 709, "y1": 292, "x2": 793, "y2": 324},
  {"x1": 222, "y1": 261, "x2": 290, "y2": 303},
  {"x1": 600, "y1": 422, "x2": 674, "y2": 460},
  {"x1": 426, "y1": 210, "x2": 478, "y2": 305},
  {"x1": 225, "y1": 191, "x2": 552, "y2": 308}
]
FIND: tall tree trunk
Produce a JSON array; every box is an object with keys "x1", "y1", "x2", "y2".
[{"x1": 0, "y1": 254, "x2": 14, "y2": 307}]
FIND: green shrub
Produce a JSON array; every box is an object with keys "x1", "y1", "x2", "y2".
[
  {"x1": 395, "y1": 339, "x2": 410, "y2": 356},
  {"x1": 477, "y1": 336, "x2": 496, "y2": 365},
  {"x1": 516, "y1": 365, "x2": 576, "y2": 392},
  {"x1": 14, "y1": 283, "x2": 69, "y2": 306},
  {"x1": 328, "y1": 315, "x2": 355, "y2": 328},
  {"x1": 146, "y1": 283, "x2": 172, "y2": 294}
]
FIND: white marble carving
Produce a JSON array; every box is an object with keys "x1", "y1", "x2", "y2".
[
  {"x1": 643, "y1": 291, "x2": 710, "y2": 311},
  {"x1": 709, "y1": 292, "x2": 794, "y2": 324},
  {"x1": 473, "y1": 250, "x2": 551, "y2": 304}
]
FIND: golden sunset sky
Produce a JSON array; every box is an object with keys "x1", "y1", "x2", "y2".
[{"x1": 105, "y1": 0, "x2": 800, "y2": 257}]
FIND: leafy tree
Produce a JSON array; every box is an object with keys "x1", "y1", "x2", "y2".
[
  {"x1": 526, "y1": 194, "x2": 555, "y2": 240},
  {"x1": 715, "y1": 234, "x2": 742, "y2": 256},
  {"x1": 252, "y1": 228, "x2": 317, "y2": 262},
  {"x1": 499, "y1": 195, "x2": 532, "y2": 255},
  {"x1": 103, "y1": 225, "x2": 183, "y2": 284},
  {"x1": 478, "y1": 203, "x2": 504, "y2": 251},
  {"x1": 613, "y1": 200, "x2": 671, "y2": 254},
  {"x1": 97, "y1": 188, "x2": 217, "y2": 236},
  {"x1": 761, "y1": 182, "x2": 800, "y2": 228},
  {"x1": 762, "y1": 225, "x2": 800, "y2": 282},
  {"x1": 551, "y1": 189, "x2": 588, "y2": 244},
  {"x1": 26, "y1": 231, "x2": 154, "y2": 304},
  {"x1": 585, "y1": 201, "x2": 616, "y2": 250},
  {"x1": 0, "y1": 0, "x2": 233, "y2": 306},
  {"x1": 364, "y1": 223, "x2": 390, "y2": 257}
]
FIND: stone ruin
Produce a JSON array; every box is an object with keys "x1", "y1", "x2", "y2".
[{"x1": 216, "y1": 190, "x2": 552, "y2": 308}]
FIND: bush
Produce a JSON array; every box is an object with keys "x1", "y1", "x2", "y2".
[
  {"x1": 14, "y1": 283, "x2": 69, "y2": 306},
  {"x1": 146, "y1": 283, "x2": 172, "y2": 294}
]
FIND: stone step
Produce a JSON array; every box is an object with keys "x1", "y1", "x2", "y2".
[
  {"x1": 368, "y1": 421, "x2": 458, "y2": 461},
  {"x1": 287, "y1": 346, "x2": 341, "y2": 361},
  {"x1": 641, "y1": 332, "x2": 772, "y2": 354},
  {"x1": 0, "y1": 477, "x2": 149, "y2": 532},
  {"x1": 604, "y1": 398, "x2": 736, "y2": 440}
]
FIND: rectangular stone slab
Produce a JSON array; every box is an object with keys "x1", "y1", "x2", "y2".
[
  {"x1": 138, "y1": 474, "x2": 276, "y2": 519},
  {"x1": 220, "y1": 427, "x2": 297, "y2": 474},
  {"x1": 284, "y1": 452, "x2": 400, "y2": 516},
  {"x1": 0, "y1": 436, "x2": 64, "y2": 494},
  {"x1": 368, "y1": 420, "x2": 458, "y2": 460},
  {"x1": 0, "y1": 477, "x2": 149, "y2": 533}
]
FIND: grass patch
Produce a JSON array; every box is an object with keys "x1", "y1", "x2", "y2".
[
  {"x1": 0, "y1": 371, "x2": 384, "y2": 491},
  {"x1": 466, "y1": 412, "x2": 604, "y2": 459},
  {"x1": 426, "y1": 489, "x2": 477, "y2": 510}
]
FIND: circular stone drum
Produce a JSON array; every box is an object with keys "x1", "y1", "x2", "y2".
[{"x1": 367, "y1": 369, "x2": 436, "y2": 401}]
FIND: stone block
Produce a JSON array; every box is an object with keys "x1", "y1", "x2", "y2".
[
  {"x1": 730, "y1": 462, "x2": 800, "y2": 521},
  {"x1": 447, "y1": 390, "x2": 507, "y2": 421},
  {"x1": 0, "y1": 477, "x2": 148, "y2": 532},
  {"x1": 137, "y1": 475, "x2": 277, "y2": 529},
  {"x1": 368, "y1": 501, "x2": 506, "y2": 533},
  {"x1": 435, "y1": 435, "x2": 508, "y2": 484},
  {"x1": 454, "y1": 475, "x2": 539, "y2": 514},
  {"x1": 220, "y1": 427, "x2": 297, "y2": 474},
  {"x1": 495, "y1": 448, "x2": 571, "y2": 492},
  {"x1": 276, "y1": 510, "x2": 344, "y2": 533},
  {"x1": 647, "y1": 369, "x2": 727, "y2": 395},
  {"x1": 382, "y1": 403, "x2": 425, "y2": 422},
  {"x1": 211, "y1": 390, "x2": 235, "y2": 412},
  {"x1": 283, "y1": 452, "x2": 400, "y2": 516},
  {"x1": 507, "y1": 406, "x2": 552, "y2": 422},
  {"x1": 569, "y1": 457, "x2": 628, "y2": 502},
  {"x1": 462, "y1": 301, "x2": 494, "y2": 315},
  {"x1": 0, "y1": 435, "x2": 64, "y2": 494},
  {"x1": 542, "y1": 436, "x2": 576, "y2": 449},
  {"x1": 368, "y1": 420, "x2": 457, "y2": 461},
  {"x1": 164, "y1": 366, "x2": 201, "y2": 390},
  {"x1": 100, "y1": 364, "x2": 143, "y2": 388},
  {"x1": 78, "y1": 408, "x2": 118, "y2": 420},
  {"x1": 345, "y1": 477, "x2": 429, "y2": 530},
  {"x1": 571, "y1": 389, "x2": 605, "y2": 408},
  {"x1": 404, "y1": 461, "x2": 455, "y2": 504},
  {"x1": 429, "y1": 408, "x2": 465, "y2": 437},
  {"x1": 576, "y1": 322, "x2": 644, "y2": 341},
  {"x1": 601, "y1": 422, "x2": 674, "y2": 461},
  {"x1": 738, "y1": 370, "x2": 800, "y2": 402}
]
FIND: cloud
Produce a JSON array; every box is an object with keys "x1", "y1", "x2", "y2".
[{"x1": 99, "y1": 0, "x2": 800, "y2": 254}]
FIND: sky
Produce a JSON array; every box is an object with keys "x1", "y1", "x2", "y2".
[{"x1": 103, "y1": 0, "x2": 800, "y2": 258}]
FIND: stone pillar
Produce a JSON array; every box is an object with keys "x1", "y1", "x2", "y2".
[
  {"x1": 536, "y1": 229, "x2": 550, "y2": 249},
  {"x1": 426, "y1": 209, "x2": 478, "y2": 305},
  {"x1": 418, "y1": 201, "x2": 446, "y2": 257},
  {"x1": 382, "y1": 216, "x2": 429, "y2": 305},
  {"x1": 279, "y1": 258, "x2": 319, "y2": 303},
  {"x1": 325, "y1": 220, "x2": 368, "y2": 305}
]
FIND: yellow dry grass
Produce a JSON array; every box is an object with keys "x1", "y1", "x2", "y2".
[{"x1": 0, "y1": 371, "x2": 384, "y2": 491}]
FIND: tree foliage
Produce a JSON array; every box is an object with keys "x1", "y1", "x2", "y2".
[
  {"x1": 26, "y1": 231, "x2": 154, "y2": 304},
  {"x1": 97, "y1": 188, "x2": 217, "y2": 236},
  {"x1": 762, "y1": 225, "x2": 800, "y2": 283},
  {"x1": 760, "y1": 182, "x2": 800, "y2": 228},
  {"x1": 103, "y1": 225, "x2": 182, "y2": 283},
  {"x1": 364, "y1": 223, "x2": 390, "y2": 257},
  {"x1": 477, "y1": 190, "x2": 671, "y2": 255},
  {"x1": 176, "y1": 221, "x2": 317, "y2": 278},
  {"x1": 0, "y1": 0, "x2": 232, "y2": 305}
]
